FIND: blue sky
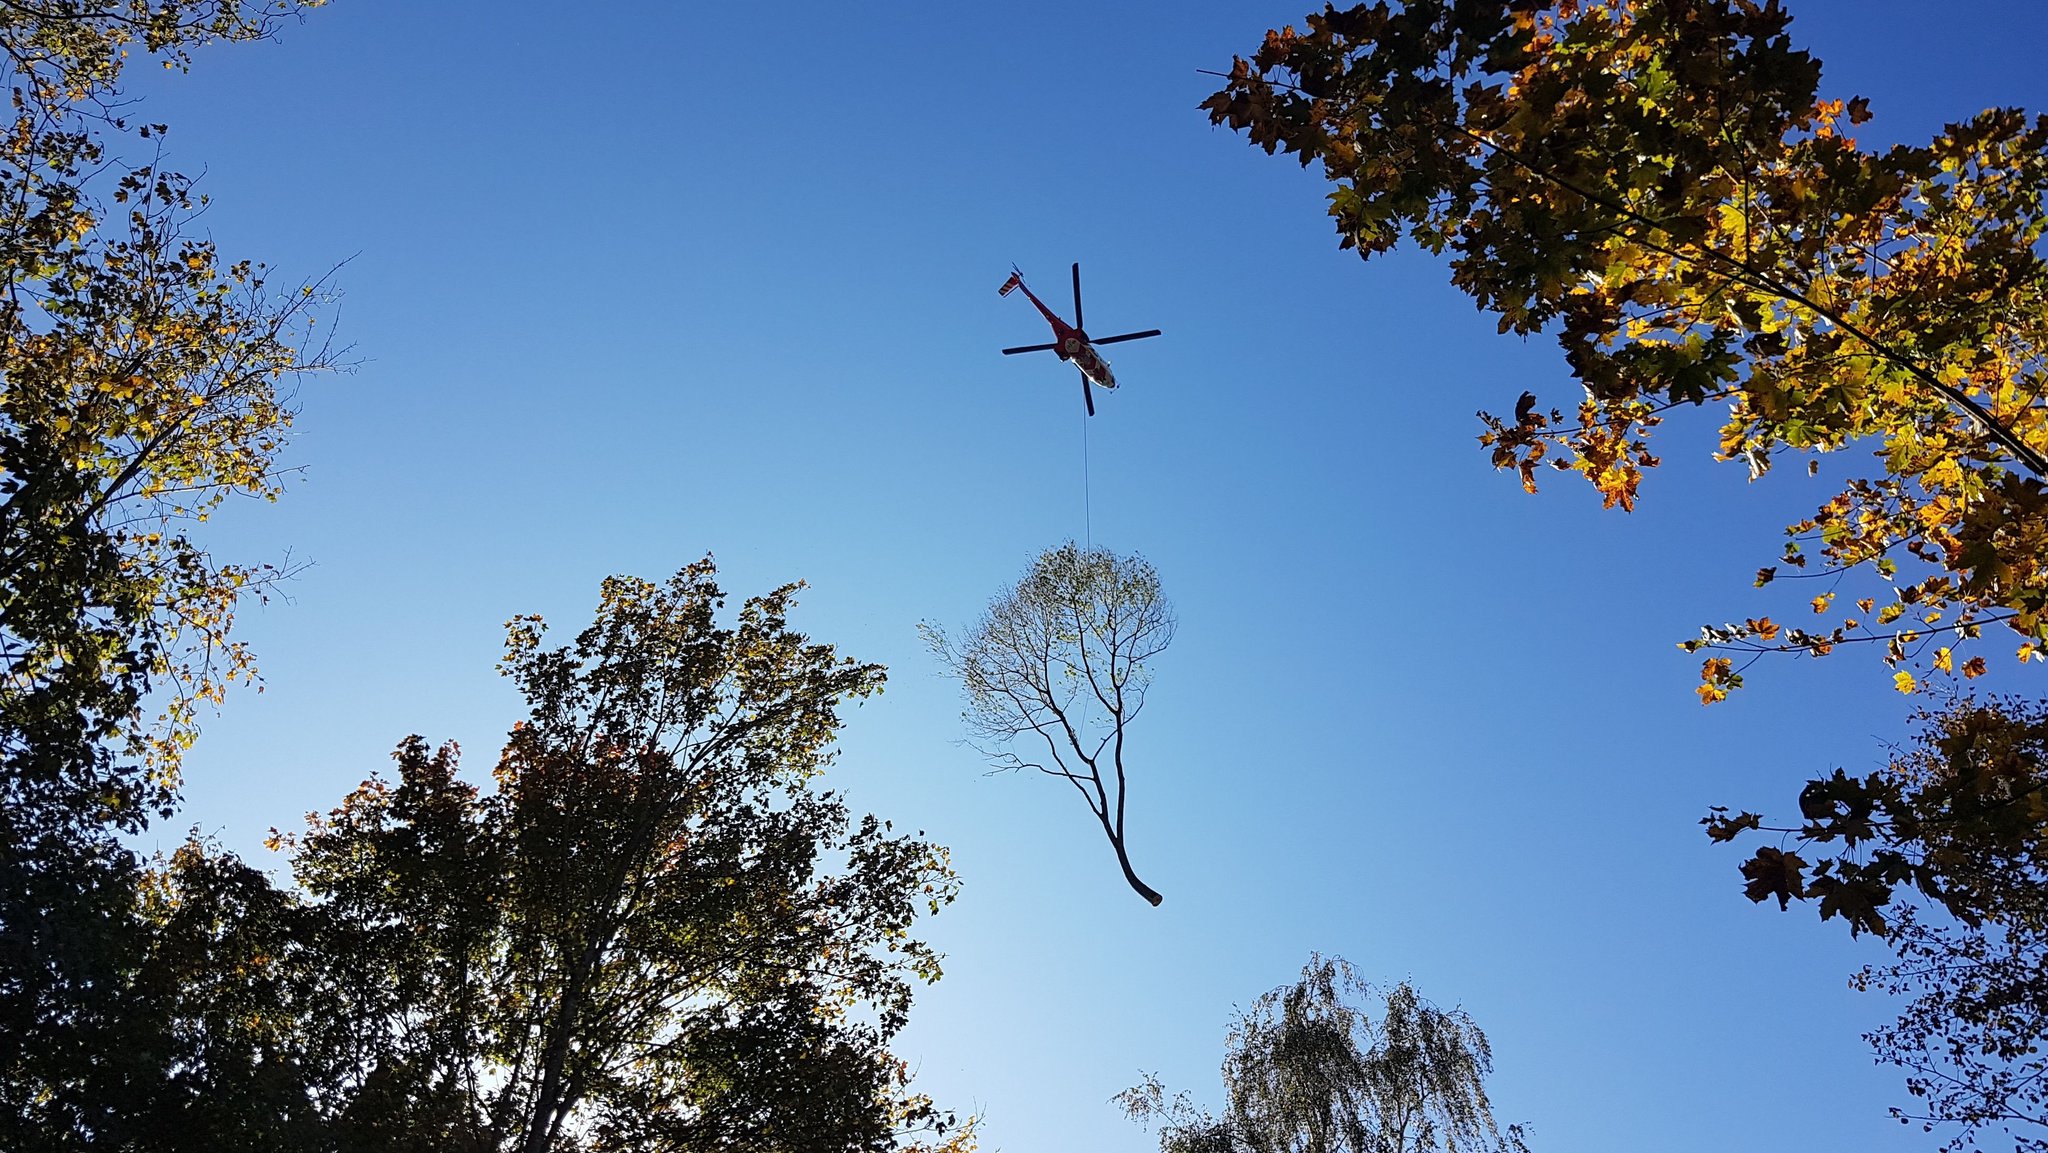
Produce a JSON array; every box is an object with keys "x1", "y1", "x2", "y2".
[{"x1": 124, "y1": 2, "x2": 2048, "y2": 1150}]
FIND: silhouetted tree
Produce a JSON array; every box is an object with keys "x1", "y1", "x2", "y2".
[
  {"x1": 1710, "y1": 696, "x2": 2048, "y2": 1151},
  {"x1": 268, "y1": 561, "x2": 969, "y2": 1151}
]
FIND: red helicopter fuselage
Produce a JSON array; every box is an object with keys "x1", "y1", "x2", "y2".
[{"x1": 1010, "y1": 279, "x2": 1118, "y2": 390}]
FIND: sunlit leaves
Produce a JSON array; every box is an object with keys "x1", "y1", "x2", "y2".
[
  {"x1": 0, "y1": 6, "x2": 331, "y2": 1142},
  {"x1": 1206, "y1": 1, "x2": 2048, "y2": 700},
  {"x1": 0, "y1": 0, "x2": 336, "y2": 840}
]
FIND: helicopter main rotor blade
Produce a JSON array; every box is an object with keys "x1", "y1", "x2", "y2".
[
  {"x1": 1081, "y1": 369, "x2": 1094, "y2": 417},
  {"x1": 1001, "y1": 342, "x2": 1059, "y2": 355},
  {"x1": 1090, "y1": 329, "x2": 1162, "y2": 346},
  {"x1": 1072, "y1": 262, "x2": 1083, "y2": 332}
]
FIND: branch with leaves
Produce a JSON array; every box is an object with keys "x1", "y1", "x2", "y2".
[
  {"x1": 0, "y1": 0, "x2": 338, "y2": 838},
  {"x1": 1204, "y1": 0, "x2": 2048, "y2": 700},
  {"x1": 1707, "y1": 696, "x2": 2048, "y2": 1151}
]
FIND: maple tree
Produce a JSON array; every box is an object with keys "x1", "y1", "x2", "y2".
[
  {"x1": 1203, "y1": 0, "x2": 2048, "y2": 705},
  {"x1": 1205, "y1": 5, "x2": 2048, "y2": 1143},
  {"x1": 923, "y1": 542, "x2": 1176, "y2": 906},
  {"x1": 1120, "y1": 955, "x2": 1527, "y2": 1153}
]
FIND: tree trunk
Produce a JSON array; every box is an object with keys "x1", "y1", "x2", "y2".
[
  {"x1": 521, "y1": 940, "x2": 599, "y2": 1153},
  {"x1": 1110, "y1": 835, "x2": 1162, "y2": 906}
]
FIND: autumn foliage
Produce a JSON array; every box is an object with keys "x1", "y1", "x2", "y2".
[{"x1": 1204, "y1": 0, "x2": 2048, "y2": 701}]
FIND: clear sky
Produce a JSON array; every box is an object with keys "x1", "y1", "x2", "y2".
[{"x1": 122, "y1": 2, "x2": 2048, "y2": 1150}]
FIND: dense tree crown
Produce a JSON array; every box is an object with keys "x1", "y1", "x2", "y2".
[
  {"x1": 266, "y1": 562, "x2": 963, "y2": 1152},
  {"x1": 22, "y1": 562, "x2": 970, "y2": 1151},
  {"x1": 924, "y1": 542, "x2": 1175, "y2": 906},
  {"x1": 1205, "y1": 0, "x2": 2048, "y2": 703}
]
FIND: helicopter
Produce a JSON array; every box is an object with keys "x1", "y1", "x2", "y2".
[{"x1": 999, "y1": 263, "x2": 1161, "y2": 416}]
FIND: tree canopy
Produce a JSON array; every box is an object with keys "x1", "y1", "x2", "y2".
[
  {"x1": 1206, "y1": 4, "x2": 2048, "y2": 1143},
  {"x1": 268, "y1": 561, "x2": 963, "y2": 1151},
  {"x1": 0, "y1": 3, "x2": 335, "y2": 1142},
  {"x1": 0, "y1": 0, "x2": 335, "y2": 835}
]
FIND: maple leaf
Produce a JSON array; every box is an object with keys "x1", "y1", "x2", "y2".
[
  {"x1": 1808, "y1": 874, "x2": 1890, "y2": 938},
  {"x1": 1741, "y1": 847, "x2": 1808, "y2": 910}
]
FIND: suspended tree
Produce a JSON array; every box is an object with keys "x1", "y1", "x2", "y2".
[
  {"x1": 1121, "y1": 954, "x2": 1528, "y2": 1153},
  {"x1": 923, "y1": 542, "x2": 1175, "y2": 906}
]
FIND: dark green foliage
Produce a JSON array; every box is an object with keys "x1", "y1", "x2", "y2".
[
  {"x1": 7, "y1": 561, "x2": 965, "y2": 1151},
  {"x1": 270, "y1": 562, "x2": 960, "y2": 1151}
]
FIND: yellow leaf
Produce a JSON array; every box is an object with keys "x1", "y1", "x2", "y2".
[
  {"x1": 1934, "y1": 647, "x2": 1953, "y2": 673},
  {"x1": 1894, "y1": 670, "x2": 1917, "y2": 693}
]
